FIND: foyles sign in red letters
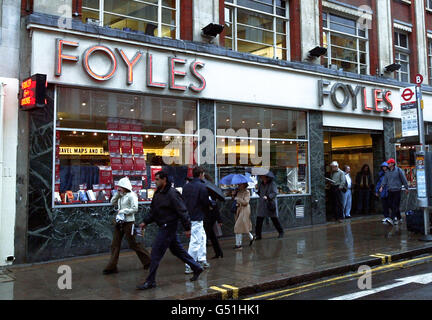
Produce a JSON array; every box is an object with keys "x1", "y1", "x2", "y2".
[
  {"x1": 318, "y1": 80, "x2": 393, "y2": 113},
  {"x1": 54, "y1": 39, "x2": 206, "y2": 92}
]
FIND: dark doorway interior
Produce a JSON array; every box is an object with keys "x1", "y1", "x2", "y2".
[{"x1": 324, "y1": 130, "x2": 380, "y2": 220}]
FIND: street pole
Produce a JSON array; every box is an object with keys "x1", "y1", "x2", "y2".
[{"x1": 416, "y1": 85, "x2": 432, "y2": 241}]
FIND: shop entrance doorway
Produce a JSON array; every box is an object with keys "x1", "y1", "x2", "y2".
[{"x1": 324, "y1": 130, "x2": 377, "y2": 220}]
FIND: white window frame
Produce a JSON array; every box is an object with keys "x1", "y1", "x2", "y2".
[
  {"x1": 82, "y1": 0, "x2": 180, "y2": 39},
  {"x1": 322, "y1": 11, "x2": 370, "y2": 75},
  {"x1": 429, "y1": 40, "x2": 432, "y2": 84},
  {"x1": 394, "y1": 30, "x2": 410, "y2": 82},
  {"x1": 225, "y1": 0, "x2": 290, "y2": 60}
]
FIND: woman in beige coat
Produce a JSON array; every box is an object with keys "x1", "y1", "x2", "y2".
[{"x1": 233, "y1": 183, "x2": 255, "y2": 250}]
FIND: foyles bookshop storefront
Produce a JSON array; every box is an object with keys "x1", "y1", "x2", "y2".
[{"x1": 20, "y1": 19, "x2": 428, "y2": 263}]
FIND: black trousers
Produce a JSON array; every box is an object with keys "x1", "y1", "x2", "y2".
[
  {"x1": 146, "y1": 224, "x2": 202, "y2": 284},
  {"x1": 255, "y1": 216, "x2": 283, "y2": 238},
  {"x1": 388, "y1": 191, "x2": 402, "y2": 220},
  {"x1": 381, "y1": 197, "x2": 390, "y2": 218},
  {"x1": 331, "y1": 186, "x2": 344, "y2": 220},
  {"x1": 204, "y1": 218, "x2": 223, "y2": 257}
]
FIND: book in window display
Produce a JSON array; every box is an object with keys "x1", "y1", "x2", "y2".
[
  {"x1": 118, "y1": 118, "x2": 131, "y2": 131},
  {"x1": 120, "y1": 135, "x2": 132, "y2": 153},
  {"x1": 106, "y1": 118, "x2": 119, "y2": 130},
  {"x1": 108, "y1": 135, "x2": 121, "y2": 153},
  {"x1": 122, "y1": 154, "x2": 134, "y2": 171}
]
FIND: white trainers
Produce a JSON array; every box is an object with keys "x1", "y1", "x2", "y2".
[
  {"x1": 185, "y1": 266, "x2": 193, "y2": 274},
  {"x1": 393, "y1": 218, "x2": 399, "y2": 225},
  {"x1": 199, "y1": 261, "x2": 210, "y2": 269},
  {"x1": 382, "y1": 218, "x2": 387, "y2": 222},
  {"x1": 385, "y1": 218, "x2": 394, "y2": 225}
]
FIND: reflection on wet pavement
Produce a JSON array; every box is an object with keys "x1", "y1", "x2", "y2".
[{"x1": 1, "y1": 215, "x2": 430, "y2": 300}]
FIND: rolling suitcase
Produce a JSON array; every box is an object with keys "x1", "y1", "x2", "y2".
[{"x1": 405, "y1": 210, "x2": 430, "y2": 234}]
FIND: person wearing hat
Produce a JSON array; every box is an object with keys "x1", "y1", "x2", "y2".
[
  {"x1": 375, "y1": 162, "x2": 391, "y2": 224},
  {"x1": 103, "y1": 177, "x2": 151, "y2": 274},
  {"x1": 379, "y1": 158, "x2": 409, "y2": 225},
  {"x1": 255, "y1": 172, "x2": 284, "y2": 239}
]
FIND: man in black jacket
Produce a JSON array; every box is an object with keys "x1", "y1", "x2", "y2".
[
  {"x1": 182, "y1": 166, "x2": 211, "y2": 273},
  {"x1": 136, "y1": 171, "x2": 203, "y2": 290}
]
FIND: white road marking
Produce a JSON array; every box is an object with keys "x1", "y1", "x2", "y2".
[{"x1": 329, "y1": 272, "x2": 432, "y2": 300}]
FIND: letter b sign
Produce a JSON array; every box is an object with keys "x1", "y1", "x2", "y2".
[{"x1": 415, "y1": 74, "x2": 423, "y2": 86}]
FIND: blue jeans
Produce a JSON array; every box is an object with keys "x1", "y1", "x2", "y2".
[{"x1": 343, "y1": 189, "x2": 352, "y2": 217}]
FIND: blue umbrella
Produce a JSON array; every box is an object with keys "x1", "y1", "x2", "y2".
[{"x1": 219, "y1": 174, "x2": 253, "y2": 185}]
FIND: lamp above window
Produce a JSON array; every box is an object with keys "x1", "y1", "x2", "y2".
[
  {"x1": 307, "y1": 46, "x2": 327, "y2": 59},
  {"x1": 384, "y1": 63, "x2": 401, "y2": 73},
  {"x1": 202, "y1": 23, "x2": 224, "y2": 37}
]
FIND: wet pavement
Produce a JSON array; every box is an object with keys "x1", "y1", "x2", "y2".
[{"x1": 1, "y1": 215, "x2": 432, "y2": 300}]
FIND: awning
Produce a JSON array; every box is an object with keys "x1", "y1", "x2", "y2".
[{"x1": 390, "y1": 135, "x2": 432, "y2": 145}]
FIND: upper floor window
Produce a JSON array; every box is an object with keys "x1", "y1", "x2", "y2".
[
  {"x1": 394, "y1": 31, "x2": 410, "y2": 82},
  {"x1": 429, "y1": 40, "x2": 432, "y2": 84},
  {"x1": 82, "y1": 0, "x2": 179, "y2": 39},
  {"x1": 427, "y1": 0, "x2": 432, "y2": 10},
  {"x1": 224, "y1": 0, "x2": 289, "y2": 60},
  {"x1": 322, "y1": 12, "x2": 369, "y2": 74}
]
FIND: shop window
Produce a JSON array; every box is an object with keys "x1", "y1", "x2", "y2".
[
  {"x1": 394, "y1": 31, "x2": 410, "y2": 82},
  {"x1": 82, "y1": 0, "x2": 179, "y2": 39},
  {"x1": 322, "y1": 12, "x2": 369, "y2": 75},
  {"x1": 216, "y1": 103, "x2": 309, "y2": 195},
  {"x1": 57, "y1": 87, "x2": 196, "y2": 132},
  {"x1": 54, "y1": 88, "x2": 197, "y2": 207},
  {"x1": 224, "y1": 0, "x2": 289, "y2": 60}
]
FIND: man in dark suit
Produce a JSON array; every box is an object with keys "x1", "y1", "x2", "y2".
[{"x1": 136, "y1": 171, "x2": 203, "y2": 290}]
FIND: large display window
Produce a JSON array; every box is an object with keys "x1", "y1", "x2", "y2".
[
  {"x1": 54, "y1": 87, "x2": 197, "y2": 207},
  {"x1": 394, "y1": 120, "x2": 416, "y2": 189},
  {"x1": 216, "y1": 103, "x2": 309, "y2": 195}
]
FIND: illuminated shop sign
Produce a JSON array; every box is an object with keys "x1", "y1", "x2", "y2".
[
  {"x1": 60, "y1": 147, "x2": 108, "y2": 155},
  {"x1": 318, "y1": 80, "x2": 394, "y2": 113},
  {"x1": 19, "y1": 74, "x2": 47, "y2": 111},
  {"x1": 55, "y1": 39, "x2": 206, "y2": 92}
]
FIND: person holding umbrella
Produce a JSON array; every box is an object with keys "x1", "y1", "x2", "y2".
[
  {"x1": 219, "y1": 173, "x2": 254, "y2": 249},
  {"x1": 232, "y1": 182, "x2": 254, "y2": 250},
  {"x1": 256, "y1": 171, "x2": 284, "y2": 239}
]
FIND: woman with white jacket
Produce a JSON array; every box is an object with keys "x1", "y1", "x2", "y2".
[{"x1": 103, "y1": 177, "x2": 151, "y2": 274}]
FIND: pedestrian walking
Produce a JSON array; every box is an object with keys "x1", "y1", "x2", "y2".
[
  {"x1": 379, "y1": 158, "x2": 409, "y2": 225},
  {"x1": 136, "y1": 171, "x2": 203, "y2": 290},
  {"x1": 329, "y1": 161, "x2": 347, "y2": 223},
  {"x1": 255, "y1": 173, "x2": 284, "y2": 239},
  {"x1": 355, "y1": 164, "x2": 373, "y2": 215},
  {"x1": 233, "y1": 183, "x2": 254, "y2": 249},
  {"x1": 203, "y1": 173, "x2": 224, "y2": 260},
  {"x1": 342, "y1": 165, "x2": 352, "y2": 219},
  {"x1": 182, "y1": 166, "x2": 211, "y2": 273},
  {"x1": 103, "y1": 177, "x2": 151, "y2": 275},
  {"x1": 375, "y1": 162, "x2": 391, "y2": 224}
]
